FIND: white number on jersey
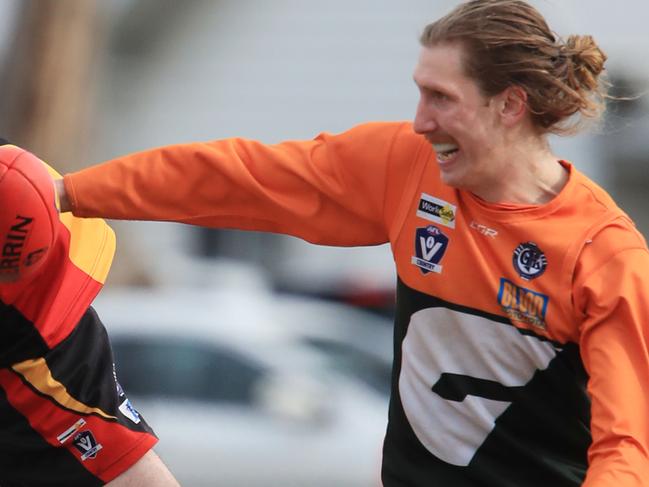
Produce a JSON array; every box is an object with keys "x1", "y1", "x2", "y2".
[{"x1": 399, "y1": 307, "x2": 557, "y2": 466}]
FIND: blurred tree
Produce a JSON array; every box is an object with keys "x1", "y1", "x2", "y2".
[
  {"x1": 110, "y1": 0, "x2": 199, "y2": 58},
  {"x1": 0, "y1": 0, "x2": 156, "y2": 287},
  {"x1": 0, "y1": 0, "x2": 102, "y2": 171}
]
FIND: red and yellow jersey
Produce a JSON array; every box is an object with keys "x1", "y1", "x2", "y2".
[
  {"x1": 64, "y1": 122, "x2": 649, "y2": 486},
  {"x1": 0, "y1": 160, "x2": 115, "y2": 367}
]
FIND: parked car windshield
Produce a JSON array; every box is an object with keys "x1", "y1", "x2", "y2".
[
  {"x1": 112, "y1": 337, "x2": 267, "y2": 405},
  {"x1": 301, "y1": 337, "x2": 392, "y2": 396}
]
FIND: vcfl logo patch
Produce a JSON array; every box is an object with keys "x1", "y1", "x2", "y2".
[
  {"x1": 73, "y1": 430, "x2": 103, "y2": 461},
  {"x1": 411, "y1": 225, "x2": 449, "y2": 274}
]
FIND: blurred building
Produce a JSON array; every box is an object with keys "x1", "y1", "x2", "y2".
[
  {"x1": 1, "y1": 4, "x2": 646, "y2": 485},
  {"x1": 0, "y1": 0, "x2": 648, "y2": 296}
]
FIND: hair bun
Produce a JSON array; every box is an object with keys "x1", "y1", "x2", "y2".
[{"x1": 564, "y1": 35, "x2": 607, "y2": 79}]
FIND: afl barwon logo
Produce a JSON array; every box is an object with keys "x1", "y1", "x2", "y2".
[
  {"x1": 513, "y1": 242, "x2": 547, "y2": 280},
  {"x1": 412, "y1": 225, "x2": 449, "y2": 274}
]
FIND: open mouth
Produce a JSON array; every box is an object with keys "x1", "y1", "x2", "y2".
[{"x1": 432, "y1": 143, "x2": 459, "y2": 164}]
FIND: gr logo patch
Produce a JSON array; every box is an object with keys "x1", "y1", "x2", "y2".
[
  {"x1": 513, "y1": 242, "x2": 547, "y2": 280},
  {"x1": 411, "y1": 225, "x2": 449, "y2": 274}
]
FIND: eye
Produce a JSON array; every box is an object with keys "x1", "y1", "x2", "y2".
[
  {"x1": 430, "y1": 90, "x2": 450, "y2": 102},
  {"x1": 414, "y1": 81, "x2": 453, "y2": 107}
]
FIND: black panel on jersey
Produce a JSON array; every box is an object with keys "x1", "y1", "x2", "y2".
[
  {"x1": 381, "y1": 278, "x2": 590, "y2": 487},
  {"x1": 43, "y1": 307, "x2": 153, "y2": 435},
  {"x1": 0, "y1": 385, "x2": 103, "y2": 487},
  {"x1": 43, "y1": 308, "x2": 117, "y2": 414},
  {"x1": 0, "y1": 300, "x2": 49, "y2": 368},
  {"x1": 469, "y1": 342, "x2": 589, "y2": 487}
]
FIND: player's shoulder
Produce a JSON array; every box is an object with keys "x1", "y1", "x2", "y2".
[
  {"x1": 570, "y1": 165, "x2": 624, "y2": 215},
  {"x1": 590, "y1": 217, "x2": 647, "y2": 254},
  {"x1": 575, "y1": 210, "x2": 647, "y2": 278},
  {"x1": 561, "y1": 165, "x2": 647, "y2": 270},
  {"x1": 567, "y1": 166, "x2": 640, "y2": 238},
  {"x1": 334, "y1": 121, "x2": 422, "y2": 145},
  {"x1": 316, "y1": 121, "x2": 428, "y2": 172},
  {"x1": 352, "y1": 120, "x2": 429, "y2": 163}
]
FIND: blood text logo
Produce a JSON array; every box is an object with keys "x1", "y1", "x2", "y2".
[
  {"x1": 411, "y1": 226, "x2": 449, "y2": 274},
  {"x1": 497, "y1": 278, "x2": 549, "y2": 329}
]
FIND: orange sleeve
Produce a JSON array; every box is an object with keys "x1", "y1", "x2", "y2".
[
  {"x1": 575, "y1": 222, "x2": 649, "y2": 486},
  {"x1": 64, "y1": 122, "x2": 423, "y2": 246}
]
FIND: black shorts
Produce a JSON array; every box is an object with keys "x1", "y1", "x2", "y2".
[{"x1": 0, "y1": 307, "x2": 158, "y2": 486}]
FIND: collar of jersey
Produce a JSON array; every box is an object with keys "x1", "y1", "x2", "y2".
[{"x1": 460, "y1": 160, "x2": 577, "y2": 223}]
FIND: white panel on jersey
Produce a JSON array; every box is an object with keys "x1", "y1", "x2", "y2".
[{"x1": 399, "y1": 307, "x2": 557, "y2": 466}]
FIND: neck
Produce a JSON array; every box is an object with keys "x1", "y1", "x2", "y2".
[{"x1": 469, "y1": 135, "x2": 569, "y2": 205}]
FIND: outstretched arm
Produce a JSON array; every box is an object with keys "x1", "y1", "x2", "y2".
[{"x1": 60, "y1": 122, "x2": 421, "y2": 247}]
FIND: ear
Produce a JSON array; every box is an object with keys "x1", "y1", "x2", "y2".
[{"x1": 499, "y1": 86, "x2": 528, "y2": 127}]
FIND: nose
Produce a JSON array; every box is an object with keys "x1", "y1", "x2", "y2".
[{"x1": 413, "y1": 98, "x2": 438, "y2": 134}]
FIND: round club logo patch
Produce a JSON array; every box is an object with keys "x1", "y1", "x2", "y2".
[{"x1": 512, "y1": 242, "x2": 547, "y2": 280}]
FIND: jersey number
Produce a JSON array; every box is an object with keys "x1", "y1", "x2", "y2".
[{"x1": 399, "y1": 307, "x2": 557, "y2": 466}]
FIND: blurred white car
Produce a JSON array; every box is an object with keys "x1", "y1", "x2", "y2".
[{"x1": 92, "y1": 287, "x2": 393, "y2": 487}]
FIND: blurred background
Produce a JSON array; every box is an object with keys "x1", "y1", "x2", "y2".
[{"x1": 0, "y1": 1, "x2": 647, "y2": 485}]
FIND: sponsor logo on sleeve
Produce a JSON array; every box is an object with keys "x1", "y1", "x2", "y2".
[
  {"x1": 73, "y1": 430, "x2": 103, "y2": 461},
  {"x1": 416, "y1": 193, "x2": 457, "y2": 228},
  {"x1": 114, "y1": 378, "x2": 141, "y2": 424},
  {"x1": 497, "y1": 278, "x2": 549, "y2": 329},
  {"x1": 512, "y1": 242, "x2": 547, "y2": 280},
  {"x1": 411, "y1": 226, "x2": 449, "y2": 274},
  {"x1": 119, "y1": 398, "x2": 141, "y2": 424}
]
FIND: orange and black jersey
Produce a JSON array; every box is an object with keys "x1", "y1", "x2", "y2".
[{"x1": 64, "y1": 122, "x2": 649, "y2": 486}]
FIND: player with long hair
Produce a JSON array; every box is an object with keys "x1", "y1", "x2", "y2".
[{"x1": 54, "y1": 1, "x2": 649, "y2": 485}]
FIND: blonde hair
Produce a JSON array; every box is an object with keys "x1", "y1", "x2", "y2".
[{"x1": 420, "y1": 0, "x2": 608, "y2": 134}]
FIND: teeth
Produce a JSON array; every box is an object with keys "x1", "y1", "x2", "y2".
[
  {"x1": 432, "y1": 143, "x2": 458, "y2": 153},
  {"x1": 437, "y1": 152, "x2": 456, "y2": 162},
  {"x1": 433, "y1": 143, "x2": 459, "y2": 163}
]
